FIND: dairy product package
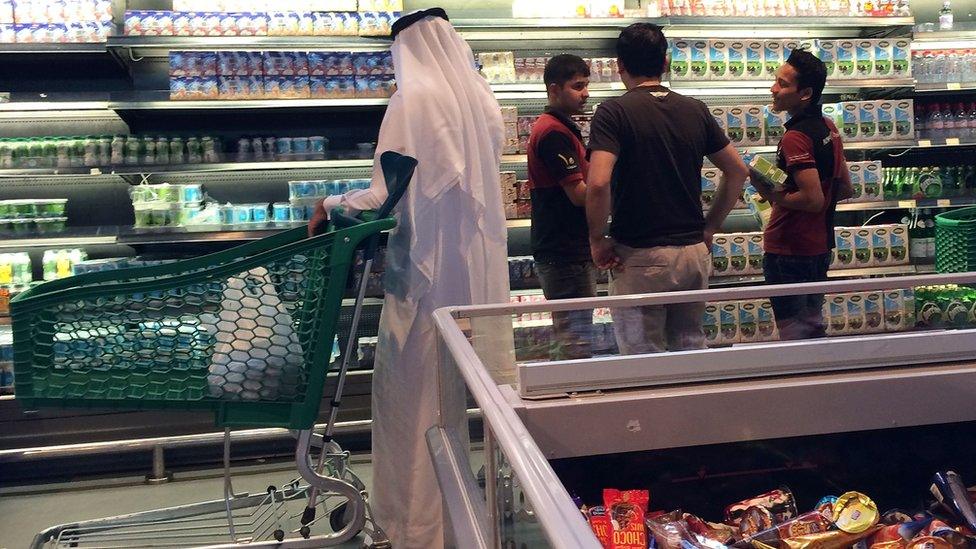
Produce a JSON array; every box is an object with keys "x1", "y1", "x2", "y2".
[
  {"x1": 710, "y1": 106, "x2": 728, "y2": 138},
  {"x1": 846, "y1": 292, "x2": 866, "y2": 334},
  {"x1": 858, "y1": 101, "x2": 877, "y2": 141},
  {"x1": 874, "y1": 39, "x2": 893, "y2": 77},
  {"x1": 888, "y1": 224, "x2": 909, "y2": 264},
  {"x1": 843, "y1": 162, "x2": 864, "y2": 203},
  {"x1": 708, "y1": 40, "x2": 729, "y2": 80},
  {"x1": 816, "y1": 39, "x2": 837, "y2": 79},
  {"x1": 747, "y1": 232, "x2": 764, "y2": 274},
  {"x1": 833, "y1": 227, "x2": 855, "y2": 268},
  {"x1": 749, "y1": 154, "x2": 787, "y2": 191},
  {"x1": 764, "y1": 106, "x2": 788, "y2": 144},
  {"x1": 728, "y1": 233, "x2": 749, "y2": 274},
  {"x1": 853, "y1": 227, "x2": 873, "y2": 267},
  {"x1": 671, "y1": 39, "x2": 691, "y2": 80},
  {"x1": 703, "y1": 303, "x2": 721, "y2": 347},
  {"x1": 894, "y1": 100, "x2": 914, "y2": 139},
  {"x1": 763, "y1": 40, "x2": 783, "y2": 79},
  {"x1": 822, "y1": 102, "x2": 843, "y2": 129},
  {"x1": 870, "y1": 225, "x2": 892, "y2": 266},
  {"x1": 758, "y1": 299, "x2": 779, "y2": 342},
  {"x1": 825, "y1": 294, "x2": 847, "y2": 336},
  {"x1": 883, "y1": 288, "x2": 915, "y2": 332},
  {"x1": 743, "y1": 183, "x2": 773, "y2": 228},
  {"x1": 712, "y1": 234, "x2": 732, "y2": 276},
  {"x1": 863, "y1": 291, "x2": 885, "y2": 333},
  {"x1": 744, "y1": 105, "x2": 766, "y2": 146},
  {"x1": 738, "y1": 300, "x2": 760, "y2": 343},
  {"x1": 701, "y1": 167, "x2": 719, "y2": 210},
  {"x1": 728, "y1": 40, "x2": 746, "y2": 79},
  {"x1": 746, "y1": 40, "x2": 764, "y2": 79},
  {"x1": 690, "y1": 40, "x2": 708, "y2": 80},
  {"x1": 856, "y1": 39, "x2": 875, "y2": 78},
  {"x1": 836, "y1": 40, "x2": 856, "y2": 79},
  {"x1": 720, "y1": 301, "x2": 740, "y2": 345},
  {"x1": 725, "y1": 106, "x2": 746, "y2": 146},
  {"x1": 841, "y1": 102, "x2": 860, "y2": 142},
  {"x1": 875, "y1": 100, "x2": 895, "y2": 140},
  {"x1": 862, "y1": 161, "x2": 882, "y2": 201},
  {"x1": 892, "y1": 38, "x2": 911, "y2": 78}
]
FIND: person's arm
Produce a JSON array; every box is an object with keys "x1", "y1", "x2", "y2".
[
  {"x1": 536, "y1": 130, "x2": 587, "y2": 206},
  {"x1": 704, "y1": 144, "x2": 748, "y2": 246},
  {"x1": 586, "y1": 149, "x2": 621, "y2": 270},
  {"x1": 770, "y1": 168, "x2": 825, "y2": 212}
]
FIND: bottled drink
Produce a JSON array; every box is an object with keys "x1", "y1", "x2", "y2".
[
  {"x1": 967, "y1": 103, "x2": 976, "y2": 141},
  {"x1": 169, "y1": 137, "x2": 185, "y2": 164},
  {"x1": 924, "y1": 209, "x2": 937, "y2": 260},
  {"x1": 928, "y1": 103, "x2": 945, "y2": 141},
  {"x1": 942, "y1": 103, "x2": 955, "y2": 139},
  {"x1": 124, "y1": 135, "x2": 141, "y2": 165},
  {"x1": 142, "y1": 136, "x2": 156, "y2": 165},
  {"x1": 156, "y1": 137, "x2": 170, "y2": 164},
  {"x1": 940, "y1": 0, "x2": 954, "y2": 30},
  {"x1": 110, "y1": 135, "x2": 125, "y2": 165},
  {"x1": 906, "y1": 167, "x2": 921, "y2": 199},
  {"x1": 186, "y1": 137, "x2": 202, "y2": 164},
  {"x1": 946, "y1": 50, "x2": 962, "y2": 83}
]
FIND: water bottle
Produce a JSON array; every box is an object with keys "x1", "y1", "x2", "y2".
[
  {"x1": 940, "y1": 0, "x2": 954, "y2": 30},
  {"x1": 928, "y1": 103, "x2": 945, "y2": 141},
  {"x1": 912, "y1": 51, "x2": 927, "y2": 83},
  {"x1": 933, "y1": 50, "x2": 947, "y2": 83},
  {"x1": 943, "y1": 103, "x2": 956, "y2": 139},
  {"x1": 946, "y1": 51, "x2": 962, "y2": 84},
  {"x1": 967, "y1": 103, "x2": 976, "y2": 140}
]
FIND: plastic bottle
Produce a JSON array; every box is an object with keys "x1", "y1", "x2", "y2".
[
  {"x1": 966, "y1": 103, "x2": 976, "y2": 141},
  {"x1": 933, "y1": 50, "x2": 947, "y2": 84},
  {"x1": 946, "y1": 51, "x2": 962, "y2": 84},
  {"x1": 943, "y1": 103, "x2": 956, "y2": 139},
  {"x1": 925, "y1": 209, "x2": 937, "y2": 260},
  {"x1": 928, "y1": 103, "x2": 945, "y2": 141},
  {"x1": 940, "y1": 1, "x2": 954, "y2": 30}
]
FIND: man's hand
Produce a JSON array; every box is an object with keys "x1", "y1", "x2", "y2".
[
  {"x1": 590, "y1": 236, "x2": 621, "y2": 271},
  {"x1": 307, "y1": 199, "x2": 329, "y2": 237},
  {"x1": 703, "y1": 228, "x2": 715, "y2": 250}
]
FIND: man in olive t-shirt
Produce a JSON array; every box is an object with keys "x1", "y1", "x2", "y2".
[{"x1": 586, "y1": 23, "x2": 749, "y2": 354}]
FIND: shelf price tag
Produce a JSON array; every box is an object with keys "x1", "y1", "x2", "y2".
[
  {"x1": 947, "y1": 137, "x2": 961, "y2": 146},
  {"x1": 948, "y1": 82, "x2": 962, "y2": 90},
  {"x1": 897, "y1": 200, "x2": 914, "y2": 208},
  {"x1": 938, "y1": 199, "x2": 951, "y2": 207},
  {"x1": 919, "y1": 140, "x2": 932, "y2": 148}
]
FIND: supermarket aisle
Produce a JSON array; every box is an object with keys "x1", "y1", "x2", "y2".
[{"x1": 0, "y1": 455, "x2": 375, "y2": 549}]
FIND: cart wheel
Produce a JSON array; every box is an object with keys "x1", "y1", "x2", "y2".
[
  {"x1": 330, "y1": 501, "x2": 362, "y2": 536},
  {"x1": 273, "y1": 529, "x2": 285, "y2": 542},
  {"x1": 300, "y1": 525, "x2": 311, "y2": 539}
]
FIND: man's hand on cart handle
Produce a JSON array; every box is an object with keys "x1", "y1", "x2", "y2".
[{"x1": 308, "y1": 199, "x2": 329, "y2": 237}]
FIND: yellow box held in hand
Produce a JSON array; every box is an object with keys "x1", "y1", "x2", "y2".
[{"x1": 749, "y1": 155, "x2": 787, "y2": 192}]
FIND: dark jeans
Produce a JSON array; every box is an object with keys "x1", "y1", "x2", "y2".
[
  {"x1": 763, "y1": 252, "x2": 831, "y2": 341},
  {"x1": 536, "y1": 261, "x2": 598, "y2": 359}
]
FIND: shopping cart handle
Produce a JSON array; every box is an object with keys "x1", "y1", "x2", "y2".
[{"x1": 330, "y1": 209, "x2": 364, "y2": 229}]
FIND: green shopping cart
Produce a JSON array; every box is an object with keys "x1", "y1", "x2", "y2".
[{"x1": 15, "y1": 151, "x2": 417, "y2": 549}]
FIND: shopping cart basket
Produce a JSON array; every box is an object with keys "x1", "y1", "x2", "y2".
[{"x1": 14, "y1": 151, "x2": 417, "y2": 548}]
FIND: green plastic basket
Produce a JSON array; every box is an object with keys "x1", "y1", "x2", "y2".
[
  {"x1": 936, "y1": 207, "x2": 976, "y2": 273},
  {"x1": 11, "y1": 219, "x2": 394, "y2": 430}
]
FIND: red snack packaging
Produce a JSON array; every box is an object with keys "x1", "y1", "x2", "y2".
[
  {"x1": 604, "y1": 489, "x2": 650, "y2": 549},
  {"x1": 588, "y1": 506, "x2": 614, "y2": 549}
]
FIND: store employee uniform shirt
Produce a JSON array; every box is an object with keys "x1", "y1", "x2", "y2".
[
  {"x1": 762, "y1": 107, "x2": 846, "y2": 341},
  {"x1": 527, "y1": 108, "x2": 597, "y2": 358},
  {"x1": 587, "y1": 84, "x2": 729, "y2": 354}
]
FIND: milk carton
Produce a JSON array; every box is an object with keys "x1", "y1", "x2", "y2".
[
  {"x1": 728, "y1": 234, "x2": 749, "y2": 273},
  {"x1": 728, "y1": 41, "x2": 746, "y2": 79},
  {"x1": 763, "y1": 40, "x2": 783, "y2": 78},
  {"x1": 744, "y1": 106, "x2": 766, "y2": 146},
  {"x1": 846, "y1": 292, "x2": 866, "y2": 334},
  {"x1": 825, "y1": 294, "x2": 848, "y2": 336},
  {"x1": 671, "y1": 39, "x2": 691, "y2": 80},
  {"x1": 822, "y1": 102, "x2": 843, "y2": 129},
  {"x1": 856, "y1": 40, "x2": 875, "y2": 78},
  {"x1": 738, "y1": 300, "x2": 760, "y2": 343},
  {"x1": 710, "y1": 106, "x2": 728, "y2": 138},
  {"x1": 720, "y1": 301, "x2": 740, "y2": 345},
  {"x1": 746, "y1": 40, "x2": 764, "y2": 79},
  {"x1": 712, "y1": 234, "x2": 732, "y2": 275},
  {"x1": 701, "y1": 167, "x2": 720, "y2": 210},
  {"x1": 836, "y1": 40, "x2": 856, "y2": 79},
  {"x1": 863, "y1": 161, "x2": 882, "y2": 201},
  {"x1": 726, "y1": 106, "x2": 746, "y2": 146},
  {"x1": 845, "y1": 162, "x2": 864, "y2": 203},
  {"x1": 690, "y1": 40, "x2": 708, "y2": 80},
  {"x1": 816, "y1": 40, "x2": 837, "y2": 79},
  {"x1": 833, "y1": 227, "x2": 855, "y2": 268},
  {"x1": 758, "y1": 299, "x2": 778, "y2": 342},
  {"x1": 708, "y1": 40, "x2": 729, "y2": 80},
  {"x1": 893, "y1": 38, "x2": 911, "y2": 78},
  {"x1": 894, "y1": 100, "x2": 914, "y2": 140},
  {"x1": 874, "y1": 39, "x2": 893, "y2": 77},
  {"x1": 859, "y1": 101, "x2": 878, "y2": 141},
  {"x1": 841, "y1": 102, "x2": 860, "y2": 142},
  {"x1": 871, "y1": 225, "x2": 892, "y2": 266},
  {"x1": 854, "y1": 227, "x2": 873, "y2": 267},
  {"x1": 884, "y1": 288, "x2": 915, "y2": 332},
  {"x1": 889, "y1": 224, "x2": 909, "y2": 265},
  {"x1": 764, "y1": 106, "x2": 788, "y2": 144},
  {"x1": 876, "y1": 100, "x2": 895, "y2": 140},
  {"x1": 863, "y1": 291, "x2": 885, "y2": 333},
  {"x1": 703, "y1": 303, "x2": 721, "y2": 346},
  {"x1": 747, "y1": 233, "x2": 764, "y2": 274},
  {"x1": 743, "y1": 184, "x2": 773, "y2": 228}
]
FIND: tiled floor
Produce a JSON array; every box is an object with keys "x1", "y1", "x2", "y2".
[{"x1": 0, "y1": 454, "x2": 377, "y2": 549}]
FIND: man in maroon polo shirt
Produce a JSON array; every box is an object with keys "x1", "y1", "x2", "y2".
[
  {"x1": 527, "y1": 54, "x2": 594, "y2": 358},
  {"x1": 750, "y1": 48, "x2": 854, "y2": 340}
]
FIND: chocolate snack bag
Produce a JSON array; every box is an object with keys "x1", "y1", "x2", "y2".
[{"x1": 605, "y1": 489, "x2": 649, "y2": 549}]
